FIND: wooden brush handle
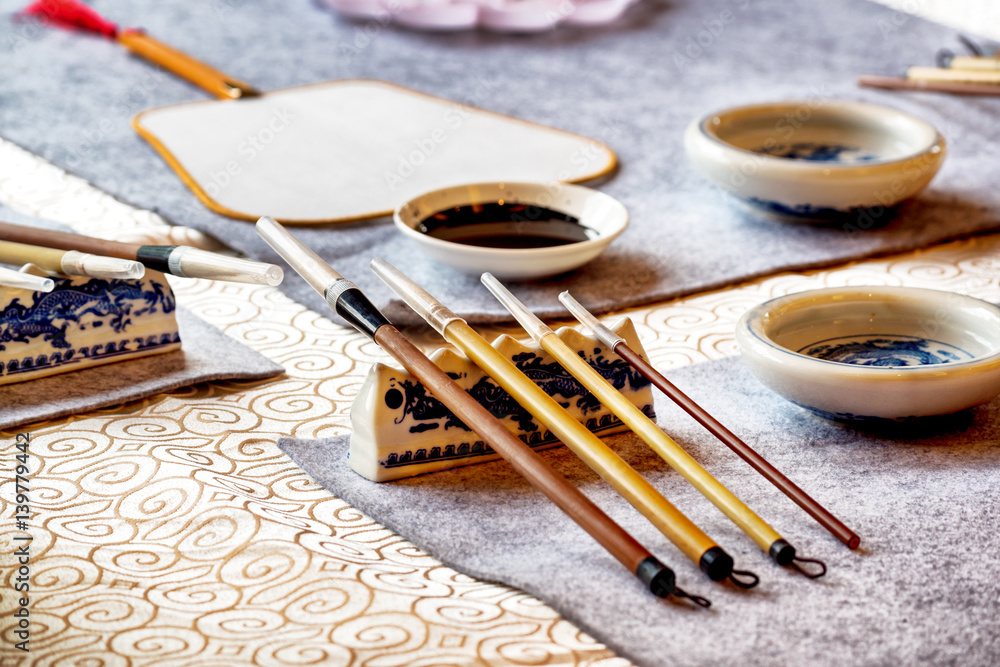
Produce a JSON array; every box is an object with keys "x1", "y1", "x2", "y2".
[
  {"x1": 0, "y1": 221, "x2": 136, "y2": 260},
  {"x1": 118, "y1": 29, "x2": 259, "y2": 100},
  {"x1": 615, "y1": 343, "x2": 860, "y2": 550},
  {"x1": 445, "y1": 320, "x2": 721, "y2": 568},
  {"x1": 541, "y1": 333, "x2": 783, "y2": 554},
  {"x1": 373, "y1": 325, "x2": 654, "y2": 576}
]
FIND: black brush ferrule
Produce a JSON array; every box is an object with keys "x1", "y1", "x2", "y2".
[
  {"x1": 699, "y1": 546, "x2": 734, "y2": 581},
  {"x1": 332, "y1": 286, "x2": 390, "y2": 338},
  {"x1": 769, "y1": 539, "x2": 796, "y2": 566},
  {"x1": 636, "y1": 556, "x2": 676, "y2": 598},
  {"x1": 135, "y1": 245, "x2": 177, "y2": 274}
]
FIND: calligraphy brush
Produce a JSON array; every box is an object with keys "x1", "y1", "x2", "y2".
[
  {"x1": 482, "y1": 274, "x2": 826, "y2": 578},
  {"x1": 559, "y1": 291, "x2": 859, "y2": 551},
  {"x1": 0, "y1": 266, "x2": 54, "y2": 293},
  {"x1": 371, "y1": 258, "x2": 758, "y2": 588},
  {"x1": 255, "y1": 217, "x2": 709, "y2": 606},
  {"x1": 0, "y1": 240, "x2": 144, "y2": 280},
  {"x1": 858, "y1": 74, "x2": 1000, "y2": 96},
  {"x1": 0, "y1": 221, "x2": 283, "y2": 286},
  {"x1": 21, "y1": 0, "x2": 258, "y2": 99}
]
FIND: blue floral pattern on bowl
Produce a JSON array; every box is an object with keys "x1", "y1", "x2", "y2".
[
  {"x1": 800, "y1": 335, "x2": 973, "y2": 367},
  {"x1": 743, "y1": 197, "x2": 858, "y2": 220},
  {"x1": 754, "y1": 142, "x2": 879, "y2": 163},
  {"x1": 790, "y1": 401, "x2": 931, "y2": 424}
]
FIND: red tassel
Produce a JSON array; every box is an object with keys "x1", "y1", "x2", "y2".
[{"x1": 21, "y1": 0, "x2": 119, "y2": 39}]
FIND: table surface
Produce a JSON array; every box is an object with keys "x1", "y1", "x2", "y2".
[{"x1": 1, "y1": 3, "x2": 999, "y2": 665}]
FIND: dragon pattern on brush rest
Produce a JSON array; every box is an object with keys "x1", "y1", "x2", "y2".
[
  {"x1": 0, "y1": 278, "x2": 176, "y2": 351},
  {"x1": 389, "y1": 349, "x2": 650, "y2": 435}
]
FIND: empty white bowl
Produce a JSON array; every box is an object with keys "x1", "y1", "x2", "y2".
[
  {"x1": 685, "y1": 101, "x2": 946, "y2": 222},
  {"x1": 394, "y1": 181, "x2": 629, "y2": 280},
  {"x1": 736, "y1": 287, "x2": 1000, "y2": 422}
]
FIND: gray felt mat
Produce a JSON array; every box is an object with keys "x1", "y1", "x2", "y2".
[
  {"x1": 279, "y1": 356, "x2": 1000, "y2": 667},
  {"x1": 2, "y1": 0, "x2": 1000, "y2": 325},
  {"x1": 0, "y1": 307, "x2": 284, "y2": 430}
]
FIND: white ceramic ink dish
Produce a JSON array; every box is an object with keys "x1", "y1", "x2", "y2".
[
  {"x1": 736, "y1": 286, "x2": 1000, "y2": 422},
  {"x1": 684, "y1": 100, "x2": 946, "y2": 223},
  {"x1": 394, "y1": 181, "x2": 629, "y2": 280}
]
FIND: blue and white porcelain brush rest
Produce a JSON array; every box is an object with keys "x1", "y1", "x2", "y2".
[
  {"x1": 736, "y1": 286, "x2": 1000, "y2": 422},
  {"x1": 684, "y1": 101, "x2": 946, "y2": 223},
  {"x1": 349, "y1": 317, "x2": 654, "y2": 481},
  {"x1": 0, "y1": 265, "x2": 181, "y2": 385}
]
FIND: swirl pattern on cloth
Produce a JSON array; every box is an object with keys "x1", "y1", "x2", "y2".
[{"x1": 1, "y1": 137, "x2": 999, "y2": 664}]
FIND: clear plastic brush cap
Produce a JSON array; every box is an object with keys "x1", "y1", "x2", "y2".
[
  {"x1": 0, "y1": 266, "x2": 54, "y2": 292},
  {"x1": 61, "y1": 250, "x2": 145, "y2": 280},
  {"x1": 255, "y1": 216, "x2": 343, "y2": 302},
  {"x1": 480, "y1": 273, "x2": 554, "y2": 342},
  {"x1": 168, "y1": 247, "x2": 284, "y2": 286},
  {"x1": 369, "y1": 258, "x2": 464, "y2": 334},
  {"x1": 558, "y1": 291, "x2": 624, "y2": 350}
]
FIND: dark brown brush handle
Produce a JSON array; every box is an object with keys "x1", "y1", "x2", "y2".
[
  {"x1": 373, "y1": 325, "x2": 678, "y2": 594},
  {"x1": 614, "y1": 342, "x2": 861, "y2": 550},
  {"x1": 0, "y1": 221, "x2": 139, "y2": 260}
]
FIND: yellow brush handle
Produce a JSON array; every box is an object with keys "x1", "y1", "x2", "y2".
[
  {"x1": 118, "y1": 29, "x2": 259, "y2": 100},
  {"x1": 0, "y1": 240, "x2": 66, "y2": 273},
  {"x1": 443, "y1": 320, "x2": 717, "y2": 565},
  {"x1": 950, "y1": 56, "x2": 1000, "y2": 71},
  {"x1": 907, "y1": 66, "x2": 1000, "y2": 85},
  {"x1": 540, "y1": 332, "x2": 782, "y2": 553}
]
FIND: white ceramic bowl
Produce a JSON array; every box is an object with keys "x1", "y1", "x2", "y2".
[
  {"x1": 394, "y1": 181, "x2": 629, "y2": 280},
  {"x1": 684, "y1": 101, "x2": 946, "y2": 223},
  {"x1": 736, "y1": 287, "x2": 1000, "y2": 422}
]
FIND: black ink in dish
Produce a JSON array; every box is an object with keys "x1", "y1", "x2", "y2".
[{"x1": 417, "y1": 203, "x2": 596, "y2": 249}]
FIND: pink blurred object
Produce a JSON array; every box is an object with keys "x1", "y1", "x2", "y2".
[{"x1": 319, "y1": 0, "x2": 639, "y2": 32}]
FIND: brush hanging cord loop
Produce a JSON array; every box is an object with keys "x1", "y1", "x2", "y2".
[
  {"x1": 791, "y1": 555, "x2": 828, "y2": 579},
  {"x1": 936, "y1": 34, "x2": 990, "y2": 69},
  {"x1": 958, "y1": 34, "x2": 986, "y2": 56},
  {"x1": 728, "y1": 569, "x2": 760, "y2": 589},
  {"x1": 673, "y1": 587, "x2": 712, "y2": 608},
  {"x1": 936, "y1": 49, "x2": 954, "y2": 68}
]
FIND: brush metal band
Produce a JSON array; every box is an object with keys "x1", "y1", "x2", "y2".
[
  {"x1": 324, "y1": 278, "x2": 358, "y2": 308},
  {"x1": 592, "y1": 321, "x2": 625, "y2": 350},
  {"x1": 167, "y1": 248, "x2": 187, "y2": 276},
  {"x1": 427, "y1": 303, "x2": 465, "y2": 335}
]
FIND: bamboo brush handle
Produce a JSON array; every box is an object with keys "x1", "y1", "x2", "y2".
[
  {"x1": 859, "y1": 74, "x2": 1000, "y2": 95},
  {"x1": 949, "y1": 55, "x2": 1000, "y2": 71},
  {"x1": 541, "y1": 333, "x2": 782, "y2": 553},
  {"x1": 0, "y1": 240, "x2": 66, "y2": 273},
  {"x1": 373, "y1": 325, "x2": 654, "y2": 576},
  {"x1": 117, "y1": 29, "x2": 259, "y2": 99},
  {"x1": 907, "y1": 66, "x2": 1000, "y2": 85},
  {"x1": 615, "y1": 343, "x2": 860, "y2": 550},
  {"x1": 444, "y1": 320, "x2": 718, "y2": 565}
]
